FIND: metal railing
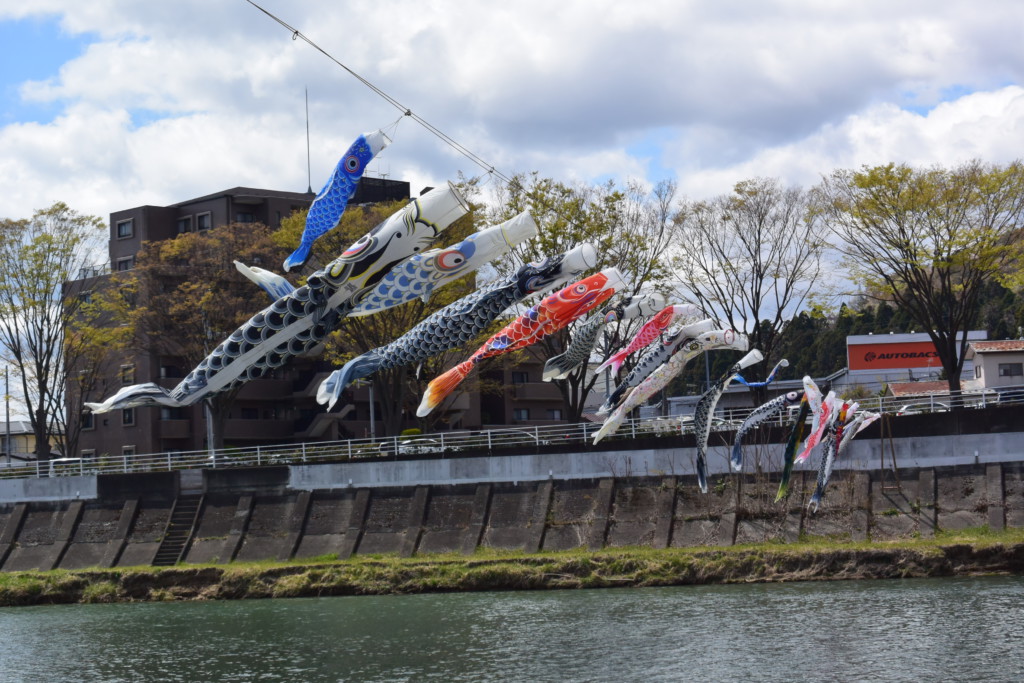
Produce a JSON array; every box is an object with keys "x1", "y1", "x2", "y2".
[{"x1": 6, "y1": 383, "x2": 1023, "y2": 481}]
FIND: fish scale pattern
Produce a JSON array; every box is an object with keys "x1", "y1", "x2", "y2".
[{"x1": 318, "y1": 249, "x2": 589, "y2": 408}]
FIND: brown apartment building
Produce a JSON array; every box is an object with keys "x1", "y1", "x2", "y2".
[{"x1": 68, "y1": 183, "x2": 566, "y2": 460}]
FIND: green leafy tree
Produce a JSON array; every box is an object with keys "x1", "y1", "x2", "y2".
[
  {"x1": 105, "y1": 222, "x2": 289, "y2": 449},
  {"x1": 0, "y1": 202, "x2": 107, "y2": 460},
  {"x1": 816, "y1": 160, "x2": 1024, "y2": 398}
]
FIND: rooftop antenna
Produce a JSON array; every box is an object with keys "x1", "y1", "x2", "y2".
[{"x1": 305, "y1": 87, "x2": 313, "y2": 194}]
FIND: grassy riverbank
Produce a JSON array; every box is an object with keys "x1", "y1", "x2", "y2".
[{"x1": 2, "y1": 527, "x2": 1023, "y2": 607}]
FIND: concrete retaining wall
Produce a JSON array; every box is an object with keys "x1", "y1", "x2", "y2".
[
  {"x1": 2, "y1": 461, "x2": 1023, "y2": 570},
  {"x1": 0, "y1": 409, "x2": 1021, "y2": 570}
]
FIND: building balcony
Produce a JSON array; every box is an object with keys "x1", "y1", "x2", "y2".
[
  {"x1": 156, "y1": 419, "x2": 191, "y2": 439},
  {"x1": 509, "y1": 382, "x2": 562, "y2": 401},
  {"x1": 237, "y1": 379, "x2": 293, "y2": 400},
  {"x1": 223, "y1": 418, "x2": 294, "y2": 440}
]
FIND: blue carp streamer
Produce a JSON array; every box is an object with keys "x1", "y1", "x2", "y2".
[{"x1": 284, "y1": 130, "x2": 389, "y2": 272}]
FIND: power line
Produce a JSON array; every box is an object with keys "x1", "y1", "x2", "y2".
[{"x1": 245, "y1": 0, "x2": 511, "y2": 185}]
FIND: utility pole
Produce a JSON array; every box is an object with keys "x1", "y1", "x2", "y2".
[{"x1": 4, "y1": 367, "x2": 10, "y2": 465}]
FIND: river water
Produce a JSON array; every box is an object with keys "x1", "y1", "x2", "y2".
[{"x1": 0, "y1": 576, "x2": 1021, "y2": 682}]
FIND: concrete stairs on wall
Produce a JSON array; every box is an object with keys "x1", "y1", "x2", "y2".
[{"x1": 152, "y1": 494, "x2": 203, "y2": 566}]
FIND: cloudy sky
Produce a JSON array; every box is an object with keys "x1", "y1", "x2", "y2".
[{"x1": 2, "y1": 0, "x2": 1024, "y2": 223}]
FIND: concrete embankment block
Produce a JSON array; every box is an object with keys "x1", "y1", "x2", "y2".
[
  {"x1": 937, "y1": 466, "x2": 988, "y2": 531},
  {"x1": 61, "y1": 501, "x2": 126, "y2": 570},
  {"x1": 338, "y1": 488, "x2": 370, "y2": 559},
  {"x1": 4, "y1": 504, "x2": 66, "y2": 571},
  {"x1": 358, "y1": 488, "x2": 416, "y2": 556},
  {"x1": 116, "y1": 500, "x2": 170, "y2": 567},
  {"x1": 407, "y1": 483, "x2": 476, "y2": 555},
  {"x1": 1004, "y1": 463, "x2": 1024, "y2": 529},
  {"x1": 185, "y1": 494, "x2": 252, "y2": 564},
  {"x1": 236, "y1": 495, "x2": 297, "y2": 563},
  {"x1": 528, "y1": 480, "x2": 554, "y2": 552},
  {"x1": 278, "y1": 490, "x2": 311, "y2": 561},
  {"x1": 917, "y1": 470, "x2": 937, "y2": 538},
  {"x1": 400, "y1": 486, "x2": 430, "y2": 558},
  {"x1": 0, "y1": 503, "x2": 27, "y2": 569},
  {"x1": 605, "y1": 477, "x2": 668, "y2": 549},
  {"x1": 987, "y1": 463, "x2": 1005, "y2": 532},
  {"x1": 294, "y1": 490, "x2": 354, "y2": 560},
  {"x1": 459, "y1": 484, "x2": 491, "y2": 555},
  {"x1": 542, "y1": 479, "x2": 612, "y2": 552},
  {"x1": 652, "y1": 477, "x2": 677, "y2": 549},
  {"x1": 851, "y1": 472, "x2": 870, "y2": 542},
  {"x1": 586, "y1": 479, "x2": 615, "y2": 551}
]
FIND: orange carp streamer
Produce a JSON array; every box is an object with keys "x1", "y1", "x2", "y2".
[{"x1": 417, "y1": 267, "x2": 626, "y2": 416}]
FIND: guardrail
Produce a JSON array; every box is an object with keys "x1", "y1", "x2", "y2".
[{"x1": 6, "y1": 384, "x2": 1024, "y2": 480}]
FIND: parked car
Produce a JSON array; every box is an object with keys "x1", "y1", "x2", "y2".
[
  {"x1": 380, "y1": 438, "x2": 442, "y2": 456},
  {"x1": 674, "y1": 415, "x2": 738, "y2": 433},
  {"x1": 896, "y1": 401, "x2": 949, "y2": 416},
  {"x1": 47, "y1": 457, "x2": 95, "y2": 477}
]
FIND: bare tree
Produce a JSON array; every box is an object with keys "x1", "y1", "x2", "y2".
[
  {"x1": 672, "y1": 178, "x2": 831, "y2": 401},
  {"x1": 0, "y1": 202, "x2": 107, "y2": 460},
  {"x1": 816, "y1": 160, "x2": 1024, "y2": 398}
]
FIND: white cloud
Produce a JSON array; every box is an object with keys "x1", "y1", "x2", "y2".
[
  {"x1": 678, "y1": 85, "x2": 1024, "y2": 199},
  {"x1": 1, "y1": 0, "x2": 1024, "y2": 221}
]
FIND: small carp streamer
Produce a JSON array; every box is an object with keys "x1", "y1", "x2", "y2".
[
  {"x1": 775, "y1": 377, "x2": 823, "y2": 502},
  {"x1": 596, "y1": 318, "x2": 717, "y2": 416},
  {"x1": 542, "y1": 293, "x2": 668, "y2": 381},
  {"x1": 730, "y1": 388, "x2": 801, "y2": 472},
  {"x1": 594, "y1": 304, "x2": 700, "y2": 376},
  {"x1": 284, "y1": 130, "x2": 390, "y2": 272},
  {"x1": 693, "y1": 349, "x2": 764, "y2": 493},
  {"x1": 591, "y1": 327, "x2": 748, "y2": 444}
]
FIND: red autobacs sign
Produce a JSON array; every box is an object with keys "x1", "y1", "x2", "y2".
[{"x1": 848, "y1": 341, "x2": 940, "y2": 371}]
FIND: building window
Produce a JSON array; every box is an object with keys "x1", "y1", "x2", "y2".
[
  {"x1": 160, "y1": 406, "x2": 184, "y2": 420},
  {"x1": 976, "y1": 365, "x2": 982, "y2": 379},
  {"x1": 116, "y1": 256, "x2": 134, "y2": 272},
  {"x1": 81, "y1": 449, "x2": 96, "y2": 460},
  {"x1": 115, "y1": 219, "x2": 133, "y2": 239},
  {"x1": 81, "y1": 412, "x2": 95, "y2": 430},
  {"x1": 176, "y1": 216, "x2": 193, "y2": 233},
  {"x1": 241, "y1": 408, "x2": 259, "y2": 420},
  {"x1": 120, "y1": 365, "x2": 135, "y2": 385},
  {"x1": 547, "y1": 408, "x2": 563, "y2": 420},
  {"x1": 998, "y1": 363, "x2": 1023, "y2": 377},
  {"x1": 78, "y1": 290, "x2": 93, "y2": 304},
  {"x1": 159, "y1": 364, "x2": 183, "y2": 379},
  {"x1": 511, "y1": 371, "x2": 529, "y2": 384},
  {"x1": 196, "y1": 212, "x2": 212, "y2": 231},
  {"x1": 235, "y1": 212, "x2": 254, "y2": 223},
  {"x1": 513, "y1": 408, "x2": 529, "y2": 421},
  {"x1": 122, "y1": 408, "x2": 135, "y2": 426},
  {"x1": 122, "y1": 445, "x2": 136, "y2": 457}
]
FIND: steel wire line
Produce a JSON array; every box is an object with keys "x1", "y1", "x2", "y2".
[{"x1": 245, "y1": 0, "x2": 511, "y2": 185}]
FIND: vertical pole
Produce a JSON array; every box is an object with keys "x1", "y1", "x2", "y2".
[
  {"x1": 305, "y1": 87, "x2": 313, "y2": 194},
  {"x1": 704, "y1": 350, "x2": 711, "y2": 392},
  {"x1": 369, "y1": 382, "x2": 375, "y2": 438},
  {"x1": 205, "y1": 400, "x2": 215, "y2": 466},
  {"x1": 5, "y1": 367, "x2": 10, "y2": 465}
]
